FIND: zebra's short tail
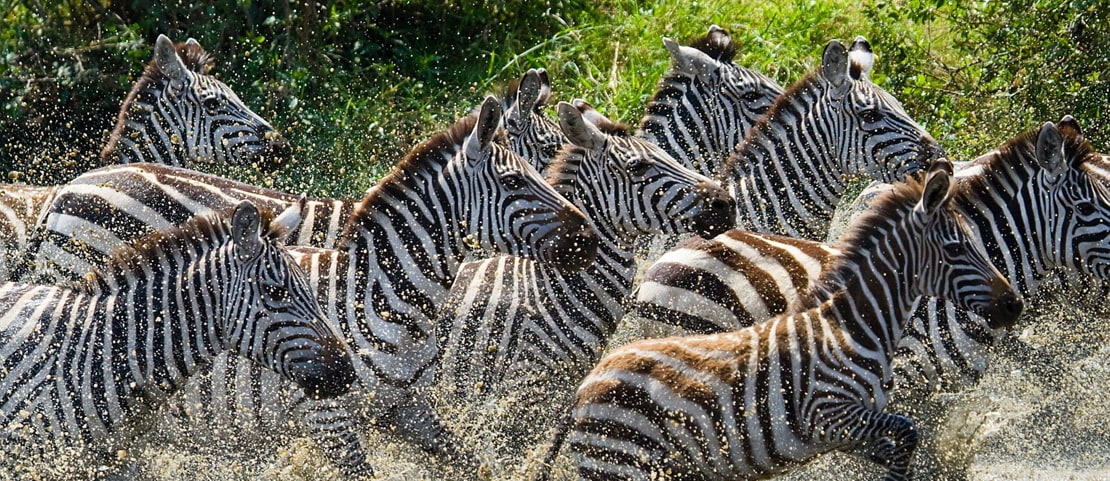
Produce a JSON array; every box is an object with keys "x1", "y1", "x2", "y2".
[{"x1": 527, "y1": 400, "x2": 575, "y2": 481}]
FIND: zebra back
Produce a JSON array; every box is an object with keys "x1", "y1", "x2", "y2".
[
  {"x1": 101, "y1": 35, "x2": 290, "y2": 171},
  {"x1": 564, "y1": 170, "x2": 1020, "y2": 481},
  {"x1": 724, "y1": 37, "x2": 943, "y2": 240},
  {"x1": 0, "y1": 201, "x2": 354, "y2": 475},
  {"x1": 16, "y1": 163, "x2": 355, "y2": 283},
  {"x1": 639, "y1": 25, "x2": 785, "y2": 177}
]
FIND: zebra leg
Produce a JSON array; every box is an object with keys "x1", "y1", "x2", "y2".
[
  {"x1": 833, "y1": 408, "x2": 919, "y2": 481},
  {"x1": 302, "y1": 398, "x2": 377, "y2": 480}
]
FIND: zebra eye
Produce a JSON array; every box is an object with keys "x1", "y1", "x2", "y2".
[
  {"x1": 1076, "y1": 201, "x2": 1097, "y2": 217},
  {"x1": 943, "y1": 241, "x2": 966, "y2": 257},
  {"x1": 203, "y1": 96, "x2": 223, "y2": 113},
  {"x1": 501, "y1": 173, "x2": 526, "y2": 190},
  {"x1": 859, "y1": 108, "x2": 882, "y2": 124},
  {"x1": 741, "y1": 91, "x2": 764, "y2": 102},
  {"x1": 261, "y1": 283, "x2": 289, "y2": 303},
  {"x1": 628, "y1": 158, "x2": 652, "y2": 176}
]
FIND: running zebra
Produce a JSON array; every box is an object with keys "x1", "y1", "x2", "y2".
[
  {"x1": 95, "y1": 97, "x2": 593, "y2": 478},
  {"x1": 434, "y1": 101, "x2": 733, "y2": 427},
  {"x1": 553, "y1": 168, "x2": 1023, "y2": 481},
  {"x1": 638, "y1": 25, "x2": 784, "y2": 177},
  {"x1": 101, "y1": 34, "x2": 290, "y2": 170},
  {"x1": 724, "y1": 37, "x2": 943, "y2": 240},
  {"x1": 634, "y1": 117, "x2": 1110, "y2": 391},
  {"x1": 0, "y1": 200, "x2": 355, "y2": 479}
]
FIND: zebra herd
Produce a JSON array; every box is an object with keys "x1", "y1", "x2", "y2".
[{"x1": 0, "y1": 25, "x2": 1106, "y2": 481}]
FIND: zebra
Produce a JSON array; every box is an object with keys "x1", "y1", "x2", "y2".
[
  {"x1": 638, "y1": 25, "x2": 785, "y2": 178},
  {"x1": 0, "y1": 200, "x2": 356, "y2": 479},
  {"x1": 551, "y1": 168, "x2": 1023, "y2": 481},
  {"x1": 100, "y1": 34, "x2": 290, "y2": 170},
  {"x1": 75, "y1": 96, "x2": 595, "y2": 478},
  {"x1": 630, "y1": 117, "x2": 1110, "y2": 478},
  {"x1": 433, "y1": 100, "x2": 734, "y2": 453},
  {"x1": 0, "y1": 34, "x2": 291, "y2": 280},
  {"x1": 723, "y1": 36, "x2": 943, "y2": 240}
]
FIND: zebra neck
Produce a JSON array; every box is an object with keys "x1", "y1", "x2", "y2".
[
  {"x1": 102, "y1": 85, "x2": 190, "y2": 166},
  {"x1": 956, "y1": 171, "x2": 1045, "y2": 296},
  {"x1": 815, "y1": 255, "x2": 918, "y2": 362},
  {"x1": 342, "y1": 186, "x2": 462, "y2": 308},
  {"x1": 729, "y1": 83, "x2": 844, "y2": 240},
  {"x1": 640, "y1": 75, "x2": 736, "y2": 174},
  {"x1": 87, "y1": 246, "x2": 229, "y2": 401}
]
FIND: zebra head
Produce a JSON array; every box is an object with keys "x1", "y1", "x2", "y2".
[
  {"x1": 503, "y1": 69, "x2": 567, "y2": 171},
  {"x1": 101, "y1": 34, "x2": 291, "y2": 171},
  {"x1": 550, "y1": 100, "x2": 735, "y2": 243},
  {"x1": 224, "y1": 200, "x2": 356, "y2": 399},
  {"x1": 911, "y1": 169, "x2": 1024, "y2": 328},
  {"x1": 643, "y1": 26, "x2": 784, "y2": 175},
  {"x1": 1029, "y1": 117, "x2": 1110, "y2": 279},
  {"x1": 453, "y1": 96, "x2": 599, "y2": 272},
  {"x1": 819, "y1": 36, "x2": 943, "y2": 182}
]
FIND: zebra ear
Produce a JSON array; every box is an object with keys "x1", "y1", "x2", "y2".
[
  {"x1": 847, "y1": 36, "x2": 874, "y2": 81},
  {"x1": 664, "y1": 37, "x2": 720, "y2": 78},
  {"x1": 916, "y1": 168, "x2": 952, "y2": 218},
  {"x1": 154, "y1": 34, "x2": 190, "y2": 86},
  {"x1": 505, "y1": 69, "x2": 545, "y2": 130},
  {"x1": 272, "y1": 197, "x2": 305, "y2": 243},
  {"x1": 1036, "y1": 121, "x2": 1066, "y2": 180},
  {"x1": 558, "y1": 101, "x2": 606, "y2": 151},
  {"x1": 466, "y1": 95, "x2": 502, "y2": 160},
  {"x1": 231, "y1": 201, "x2": 264, "y2": 260},
  {"x1": 821, "y1": 39, "x2": 851, "y2": 92},
  {"x1": 185, "y1": 37, "x2": 201, "y2": 48}
]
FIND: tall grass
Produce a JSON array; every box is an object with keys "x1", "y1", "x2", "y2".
[{"x1": 1, "y1": 1, "x2": 1106, "y2": 196}]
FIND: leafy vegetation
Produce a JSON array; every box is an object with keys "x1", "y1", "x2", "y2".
[{"x1": 1, "y1": 0, "x2": 1106, "y2": 197}]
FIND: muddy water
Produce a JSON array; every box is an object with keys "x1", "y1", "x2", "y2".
[{"x1": 125, "y1": 277, "x2": 1110, "y2": 481}]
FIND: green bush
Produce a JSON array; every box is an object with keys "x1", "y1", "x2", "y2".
[{"x1": 1, "y1": 1, "x2": 1106, "y2": 195}]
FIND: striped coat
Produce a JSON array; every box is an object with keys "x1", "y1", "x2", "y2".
[
  {"x1": 634, "y1": 117, "x2": 1110, "y2": 392},
  {"x1": 0, "y1": 201, "x2": 354, "y2": 478},
  {"x1": 561, "y1": 170, "x2": 1022, "y2": 481}
]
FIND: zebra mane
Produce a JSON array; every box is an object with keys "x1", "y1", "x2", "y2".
[
  {"x1": 101, "y1": 41, "x2": 215, "y2": 163},
  {"x1": 342, "y1": 112, "x2": 477, "y2": 236},
  {"x1": 687, "y1": 29, "x2": 738, "y2": 63},
  {"x1": 592, "y1": 117, "x2": 633, "y2": 138},
  {"x1": 545, "y1": 146, "x2": 584, "y2": 198},
  {"x1": 800, "y1": 175, "x2": 934, "y2": 306},
  {"x1": 71, "y1": 206, "x2": 282, "y2": 292}
]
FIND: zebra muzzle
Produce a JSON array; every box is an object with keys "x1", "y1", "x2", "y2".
[{"x1": 288, "y1": 335, "x2": 359, "y2": 400}]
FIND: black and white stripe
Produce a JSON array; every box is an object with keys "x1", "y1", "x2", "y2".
[
  {"x1": 17, "y1": 164, "x2": 355, "y2": 282},
  {"x1": 0, "y1": 201, "x2": 355, "y2": 477},
  {"x1": 137, "y1": 97, "x2": 596, "y2": 478},
  {"x1": 724, "y1": 37, "x2": 942, "y2": 240},
  {"x1": 435, "y1": 101, "x2": 734, "y2": 416},
  {"x1": 634, "y1": 117, "x2": 1110, "y2": 393},
  {"x1": 556, "y1": 169, "x2": 1022, "y2": 481},
  {"x1": 638, "y1": 25, "x2": 784, "y2": 177}
]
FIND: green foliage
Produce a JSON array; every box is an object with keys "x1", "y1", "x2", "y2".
[{"x1": 1, "y1": 0, "x2": 1107, "y2": 194}]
